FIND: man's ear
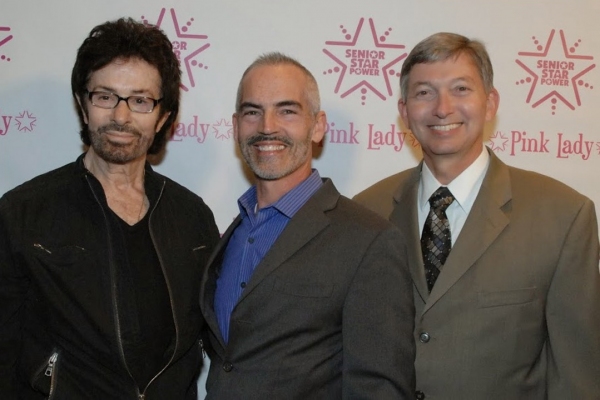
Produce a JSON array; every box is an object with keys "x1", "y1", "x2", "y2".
[
  {"x1": 155, "y1": 111, "x2": 171, "y2": 133},
  {"x1": 485, "y1": 88, "x2": 500, "y2": 122},
  {"x1": 311, "y1": 111, "x2": 327, "y2": 144},
  {"x1": 232, "y1": 113, "x2": 239, "y2": 142},
  {"x1": 398, "y1": 98, "x2": 409, "y2": 130}
]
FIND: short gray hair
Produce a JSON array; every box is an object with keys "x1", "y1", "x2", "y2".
[
  {"x1": 400, "y1": 32, "x2": 494, "y2": 101},
  {"x1": 235, "y1": 52, "x2": 321, "y2": 115}
]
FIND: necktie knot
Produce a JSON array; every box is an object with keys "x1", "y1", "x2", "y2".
[{"x1": 429, "y1": 186, "x2": 454, "y2": 212}]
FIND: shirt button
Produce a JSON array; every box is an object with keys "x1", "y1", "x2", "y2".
[
  {"x1": 222, "y1": 362, "x2": 233, "y2": 372},
  {"x1": 416, "y1": 390, "x2": 426, "y2": 399},
  {"x1": 248, "y1": 237, "x2": 254, "y2": 244},
  {"x1": 419, "y1": 332, "x2": 430, "y2": 343},
  {"x1": 240, "y1": 282, "x2": 246, "y2": 288}
]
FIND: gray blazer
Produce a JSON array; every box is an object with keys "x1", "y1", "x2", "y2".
[
  {"x1": 200, "y1": 178, "x2": 415, "y2": 399},
  {"x1": 354, "y1": 149, "x2": 600, "y2": 400}
]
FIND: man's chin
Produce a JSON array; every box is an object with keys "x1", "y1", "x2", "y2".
[
  {"x1": 252, "y1": 170, "x2": 284, "y2": 181},
  {"x1": 94, "y1": 148, "x2": 143, "y2": 165}
]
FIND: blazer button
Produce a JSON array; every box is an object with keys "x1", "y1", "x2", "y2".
[
  {"x1": 222, "y1": 362, "x2": 233, "y2": 372},
  {"x1": 415, "y1": 390, "x2": 426, "y2": 399},
  {"x1": 419, "y1": 332, "x2": 430, "y2": 343}
]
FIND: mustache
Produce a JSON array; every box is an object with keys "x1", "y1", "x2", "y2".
[
  {"x1": 97, "y1": 123, "x2": 141, "y2": 137},
  {"x1": 246, "y1": 135, "x2": 293, "y2": 146}
]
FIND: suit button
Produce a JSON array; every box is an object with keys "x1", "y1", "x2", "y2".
[
  {"x1": 419, "y1": 332, "x2": 430, "y2": 343},
  {"x1": 222, "y1": 362, "x2": 233, "y2": 372},
  {"x1": 415, "y1": 390, "x2": 425, "y2": 399}
]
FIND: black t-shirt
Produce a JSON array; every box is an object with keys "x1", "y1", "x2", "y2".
[{"x1": 115, "y1": 211, "x2": 175, "y2": 390}]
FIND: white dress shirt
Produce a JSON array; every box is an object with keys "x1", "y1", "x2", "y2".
[{"x1": 418, "y1": 147, "x2": 490, "y2": 245}]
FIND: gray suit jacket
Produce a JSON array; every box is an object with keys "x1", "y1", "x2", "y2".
[
  {"x1": 200, "y1": 179, "x2": 415, "y2": 399},
  {"x1": 354, "y1": 150, "x2": 600, "y2": 400}
]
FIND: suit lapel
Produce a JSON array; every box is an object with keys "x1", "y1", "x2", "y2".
[
  {"x1": 423, "y1": 151, "x2": 512, "y2": 313},
  {"x1": 200, "y1": 216, "x2": 242, "y2": 350},
  {"x1": 235, "y1": 179, "x2": 338, "y2": 304},
  {"x1": 389, "y1": 166, "x2": 429, "y2": 303}
]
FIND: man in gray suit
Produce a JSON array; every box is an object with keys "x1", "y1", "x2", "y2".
[
  {"x1": 200, "y1": 52, "x2": 415, "y2": 399},
  {"x1": 354, "y1": 32, "x2": 600, "y2": 399}
]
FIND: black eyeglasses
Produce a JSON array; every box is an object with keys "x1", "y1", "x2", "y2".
[{"x1": 86, "y1": 90, "x2": 163, "y2": 113}]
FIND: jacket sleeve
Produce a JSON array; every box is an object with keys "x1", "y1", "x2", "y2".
[
  {"x1": 0, "y1": 201, "x2": 28, "y2": 397},
  {"x1": 546, "y1": 198, "x2": 600, "y2": 398},
  {"x1": 342, "y1": 224, "x2": 416, "y2": 399}
]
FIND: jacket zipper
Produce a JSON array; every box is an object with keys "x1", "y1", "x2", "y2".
[
  {"x1": 200, "y1": 339, "x2": 206, "y2": 359},
  {"x1": 33, "y1": 243, "x2": 52, "y2": 254},
  {"x1": 140, "y1": 180, "x2": 180, "y2": 398},
  {"x1": 85, "y1": 175, "x2": 142, "y2": 398},
  {"x1": 87, "y1": 173, "x2": 180, "y2": 398},
  {"x1": 44, "y1": 352, "x2": 59, "y2": 399}
]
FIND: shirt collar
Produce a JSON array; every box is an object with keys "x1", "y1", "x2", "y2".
[
  {"x1": 419, "y1": 146, "x2": 489, "y2": 212},
  {"x1": 237, "y1": 169, "x2": 322, "y2": 219}
]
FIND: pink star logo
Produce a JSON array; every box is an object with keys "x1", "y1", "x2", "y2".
[
  {"x1": 322, "y1": 18, "x2": 406, "y2": 105},
  {"x1": 488, "y1": 131, "x2": 509, "y2": 152},
  {"x1": 0, "y1": 26, "x2": 13, "y2": 63},
  {"x1": 213, "y1": 119, "x2": 233, "y2": 140},
  {"x1": 15, "y1": 111, "x2": 36, "y2": 132},
  {"x1": 515, "y1": 29, "x2": 595, "y2": 115},
  {"x1": 596, "y1": 142, "x2": 600, "y2": 155},
  {"x1": 142, "y1": 9, "x2": 210, "y2": 92}
]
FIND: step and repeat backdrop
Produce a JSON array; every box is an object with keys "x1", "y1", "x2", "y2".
[{"x1": 1, "y1": 0, "x2": 599, "y2": 396}]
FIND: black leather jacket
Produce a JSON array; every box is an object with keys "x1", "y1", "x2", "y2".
[{"x1": 0, "y1": 154, "x2": 219, "y2": 399}]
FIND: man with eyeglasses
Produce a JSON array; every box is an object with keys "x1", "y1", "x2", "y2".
[{"x1": 0, "y1": 18, "x2": 219, "y2": 399}]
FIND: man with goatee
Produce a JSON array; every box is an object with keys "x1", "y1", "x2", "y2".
[{"x1": 0, "y1": 18, "x2": 219, "y2": 399}]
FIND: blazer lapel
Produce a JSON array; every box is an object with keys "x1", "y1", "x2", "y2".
[
  {"x1": 235, "y1": 179, "x2": 338, "y2": 305},
  {"x1": 200, "y1": 216, "x2": 242, "y2": 350},
  {"x1": 424, "y1": 151, "x2": 512, "y2": 313},
  {"x1": 389, "y1": 166, "x2": 429, "y2": 303}
]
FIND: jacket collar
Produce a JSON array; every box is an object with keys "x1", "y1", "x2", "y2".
[
  {"x1": 201, "y1": 178, "x2": 340, "y2": 350},
  {"x1": 76, "y1": 152, "x2": 165, "y2": 207},
  {"x1": 390, "y1": 149, "x2": 512, "y2": 312}
]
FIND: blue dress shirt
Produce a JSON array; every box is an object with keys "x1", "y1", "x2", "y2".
[{"x1": 214, "y1": 170, "x2": 323, "y2": 343}]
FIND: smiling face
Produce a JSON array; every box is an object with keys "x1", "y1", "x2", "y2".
[
  {"x1": 78, "y1": 57, "x2": 170, "y2": 165},
  {"x1": 399, "y1": 52, "x2": 499, "y2": 177},
  {"x1": 233, "y1": 63, "x2": 326, "y2": 186}
]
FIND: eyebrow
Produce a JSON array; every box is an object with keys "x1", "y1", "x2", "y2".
[
  {"x1": 91, "y1": 86, "x2": 154, "y2": 96},
  {"x1": 239, "y1": 100, "x2": 303, "y2": 110},
  {"x1": 275, "y1": 100, "x2": 303, "y2": 109},
  {"x1": 239, "y1": 101, "x2": 262, "y2": 111},
  {"x1": 412, "y1": 76, "x2": 476, "y2": 87}
]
